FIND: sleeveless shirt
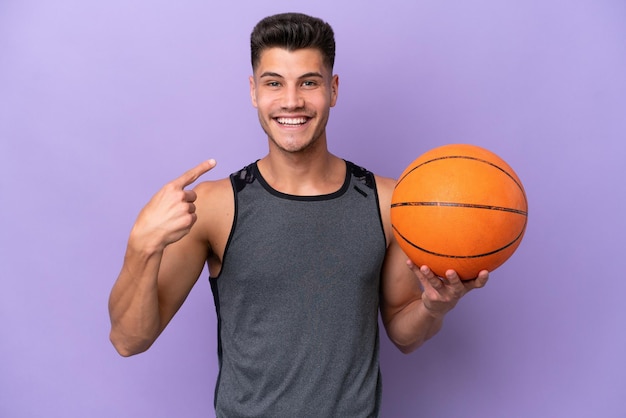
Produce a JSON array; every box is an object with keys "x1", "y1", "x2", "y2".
[{"x1": 210, "y1": 160, "x2": 387, "y2": 418}]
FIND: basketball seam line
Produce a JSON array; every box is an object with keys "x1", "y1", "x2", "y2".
[
  {"x1": 392, "y1": 224, "x2": 527, "y2": 259},
  {"x1": 391, "y1": 201, "x2": 528, "y2": 216}
]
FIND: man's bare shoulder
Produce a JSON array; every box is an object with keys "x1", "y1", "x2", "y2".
[
  {"x1": 193, "y1": 176, "x2": 234, "y2": 218},
  {"x1": 374, "y1": 174, "x2": 397, "y2": 204},
  {"x1": 194, "y1": 176, "x2": 232, "y2": 198}
]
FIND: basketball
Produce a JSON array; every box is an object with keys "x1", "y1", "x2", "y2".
[{"x1": 391, "y1": 144, "x2": 528, "y2": 280}]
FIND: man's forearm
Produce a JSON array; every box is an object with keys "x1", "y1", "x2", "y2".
[
  {"x1": 108, "y1": 244, "x2": 164, "y2": 356},
  {"x1": 385, "y1": 299, "x2": 445, "y2": 354}
]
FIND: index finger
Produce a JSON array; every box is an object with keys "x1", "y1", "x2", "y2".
[{"x1": 173, "y1": 159, "x2": 217, "y2": 188}]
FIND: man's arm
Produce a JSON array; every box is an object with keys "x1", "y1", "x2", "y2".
[
  {"x1": 108, "y1": 160, "x2": 217, "y2": 357},
  {"x1": 376, "y1": 175, "x2": 489, "y2": 354}
]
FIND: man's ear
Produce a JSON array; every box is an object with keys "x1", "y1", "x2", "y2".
[
  {"x1": 330, "y1": 74, "x2": 339, "y2": 107},
  {"x1": 249, "y1": 76, "x2": 258, "y2": 108}
]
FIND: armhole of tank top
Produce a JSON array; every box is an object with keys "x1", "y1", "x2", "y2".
[
  {"x1": 370, "y1": 174, "x2": 389, "y2": 251},
  {"x1": 210, "y1": 173, "x2": 240, "y2": 281}
]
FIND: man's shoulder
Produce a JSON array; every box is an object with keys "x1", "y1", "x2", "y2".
[
  {"x1": 374, "y1": 174, "x2": 396, "y2": 192},
  {"x1": 193, "y1": 177, "x2": 234, "y2": 214},
  {"x1": 191, "y1": 176, "x2": 235, "y2": 250},
  {"x1": 194, "y1": 176, "x2": 232, "y2": 194}
]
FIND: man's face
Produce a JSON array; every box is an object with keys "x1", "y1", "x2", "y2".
[{"x1": 250, "y1": 47, "x2": 338, "y2": 154}]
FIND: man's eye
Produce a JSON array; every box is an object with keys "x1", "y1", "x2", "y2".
[
  {"x1": 302, "y1": 81, "x2": 317, "y2": 87},
  {"x1": 267, "y1": 81, "x2": 280, "y2": 87}
]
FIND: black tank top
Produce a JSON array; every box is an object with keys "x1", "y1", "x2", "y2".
[{"x1": 210, "y1": 160, "x2": 386, "y2": 417}]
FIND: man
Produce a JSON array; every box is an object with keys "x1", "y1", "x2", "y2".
[{"x1": 108, "y1": 12, "x2": 488, "y2": 417}]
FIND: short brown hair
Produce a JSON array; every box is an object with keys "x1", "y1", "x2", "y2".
[{"x1": 250, "y1": 13, "x2": 336, "y2": 71}]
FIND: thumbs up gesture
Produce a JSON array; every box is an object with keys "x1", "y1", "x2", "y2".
[{"x1": 130, "y1": 159, "x2": 217, "y2": 252}]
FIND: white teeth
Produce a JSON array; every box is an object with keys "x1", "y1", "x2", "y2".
[{"x1": 276, "y1": 117, "x2": 307, "y2": 125}]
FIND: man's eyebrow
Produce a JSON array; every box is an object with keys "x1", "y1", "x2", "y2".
[
  {"x1": 259, "y1": 72, "x2": 324, "y2": 79},
  {"x1": 299, "y1": 72, "x2": 324, "y2": 79},
  {"x1": 259, "y1": 71, "x2": 284, "y2": 78}
]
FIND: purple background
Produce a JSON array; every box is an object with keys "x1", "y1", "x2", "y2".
[{"x1": 2, "y1": 0, "x2": 625, "y2": 417}]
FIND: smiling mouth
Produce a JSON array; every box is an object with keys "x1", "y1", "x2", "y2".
[{"x1": 275, "y1": 117, "x2": 309, "y2": 126}]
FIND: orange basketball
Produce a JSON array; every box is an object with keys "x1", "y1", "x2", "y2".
[{"x1": 391, "y1": 144, "x2": 528, "y2": 280}]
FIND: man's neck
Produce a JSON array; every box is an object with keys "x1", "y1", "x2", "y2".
[{"x1": 257, "y1": 150, "x2": 346, "y2": 196}]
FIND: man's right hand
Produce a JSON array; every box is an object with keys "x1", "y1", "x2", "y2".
[{"x1": 130, "y1": 159, "x2": 217, "y2": 252}]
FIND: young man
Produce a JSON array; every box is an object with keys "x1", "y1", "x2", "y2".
[{"x1": 108, "y1": 12, "x2": 488, "y2": 417}]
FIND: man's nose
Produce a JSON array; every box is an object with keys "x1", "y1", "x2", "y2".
[{"x1": 281, "y1": 85, "x2": 305, "y2": 109}]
